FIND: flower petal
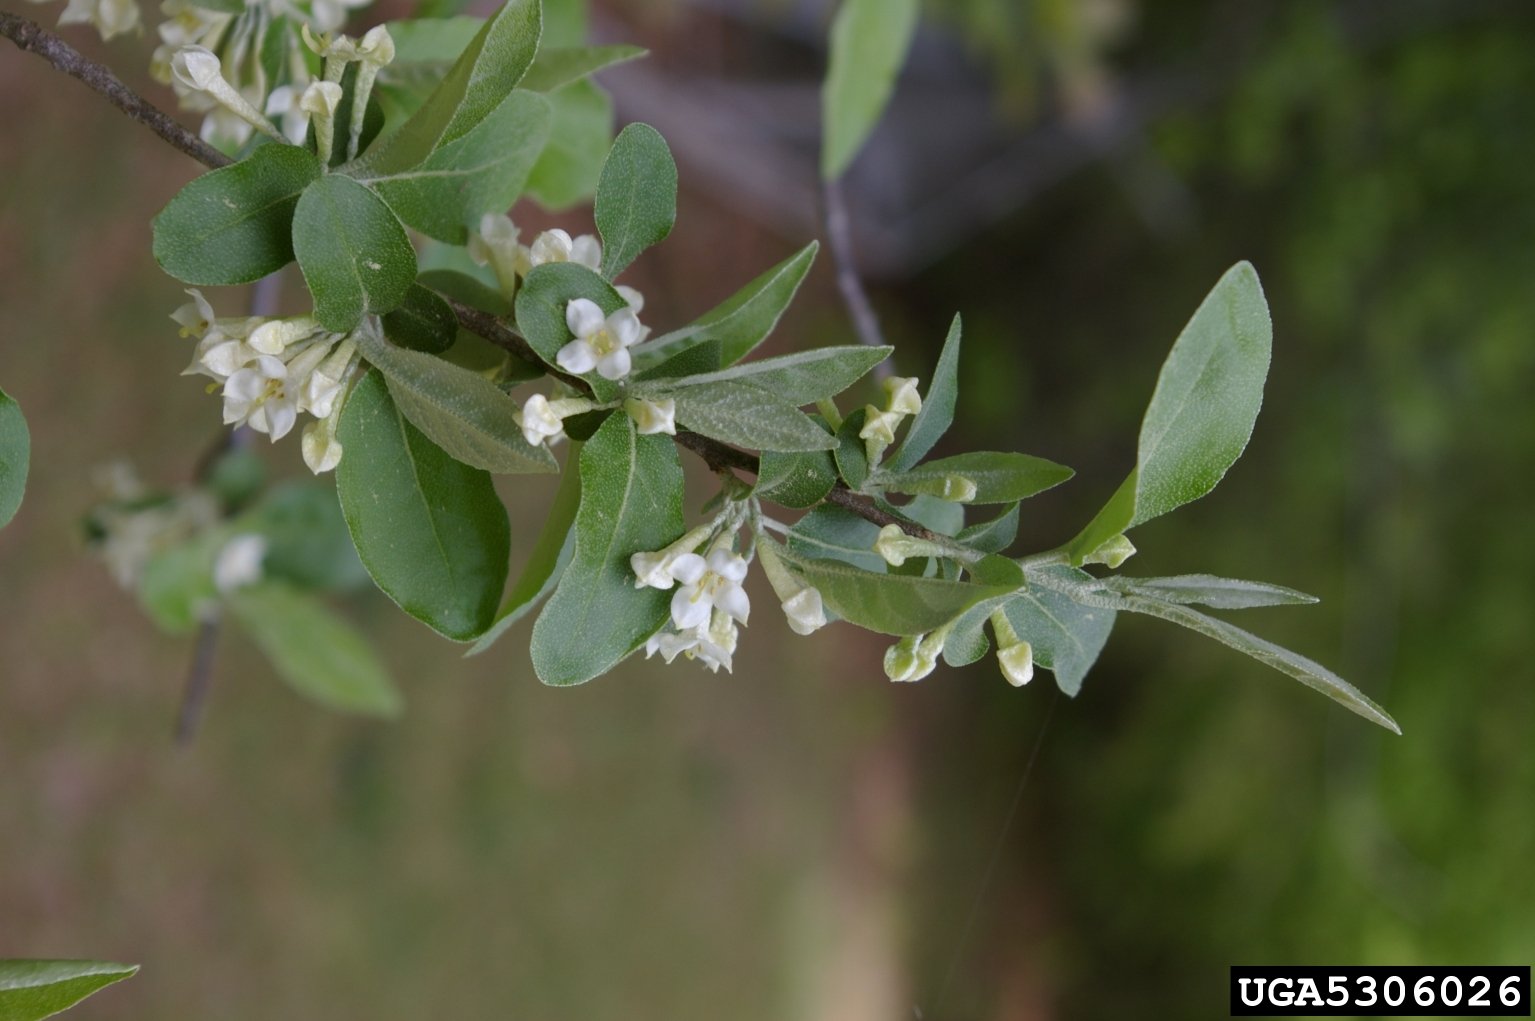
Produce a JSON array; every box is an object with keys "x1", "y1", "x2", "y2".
[
  {"x1": 556, "y1": 339, "x2": 597, "y2": 375},
  {"x1": 565, "y1": 298, "x2": 606, "y2": 339}
]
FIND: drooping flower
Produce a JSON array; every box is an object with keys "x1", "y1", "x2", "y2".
[
  {"x1": 997, "y1": 639, "x2": 1035, "y2": 688},
  {"x1": 514, "y1": 394, "x2": 565, "y2": 448},
  {"x1": 780, "y1": 587, "x2": 826, "y2": 636},
  {"x1": 469, "y1": 213, "x2": 525, "y2": 298},
  {"x1": 883, "y1": 375, "x2": 923, "y2": 416},
  {"x1": 624, "y1": 397, "x2": 676, "y2": 436},
  {"x1": 630, "y1": 524, "x2": 715, "y2": 591},
  {"x1": 558, "y1": 298, "x2": 644, "y2": 380}
]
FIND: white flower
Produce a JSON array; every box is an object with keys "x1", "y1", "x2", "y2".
[
  {"x1": 58, "y1": 0, "x2": 142, "y2": 41},
  {"x1": 469, "y1": 213, "x2": 523, "y2": 297},
  {"x1": 170, "y1": 288, "x2": 218, "y2": 337},
  {"x1": 306, "y1": 0, "x2": 371, "y2": 34},
  {"x1": 998, "y1": 639, "x2": 1035, "y2": 688},
  {"x1": 624, "y1": 397, "x2": 676, "y2": 436},
  {"x1": 630, "y1": 524, "x2": 713, "y2": 590},
  {"x1": 883, "y1": 376, "x2": 923, "y2": 416},
  {"x1": 355, "y1": 23, "x2": 395, "y2": 65},
  {"x1": 558, "y1": 298, "x2": 643, "y2": 380},
  {"x1": 184, "y1": 332, "x2": 255, "y2": 383},
  {"x1": 247, "y1": 315, "x2": 319, "y2": 356},
  {"x1": 781, "y1": 586, "x2": 826, "y2": 636},
  {"x1": 301, "y1": 408, "x2": 344, "y2": 474},
  {"x1": 264, "y1": 82, "x2": 312, "y2": 145},
  {"x1": 514, "y1": 393, "x2": 565, "y2": 447},
  {"x1": 222, "y1": 355, "x2": 299, "y2": 440},
  {"x1": 616, "y1": 285, "x2": 645, "y2": 313},
  {"x1": 298, "y1": 79, "x2": 342, "y2": 117},
  {"x1": 213, "y1": 533, "x2": 267, "y2": 593},
  {"x1": 668, "y1": 549, "x2": 750, "y2": 631},
  {"x1": 645, "y1": 608, "x2": 738, "y2": 673},
  {"x1": 170, "y1": 44, "x2": 223, "y2": 91},
  {"x1": 527, "y1": 229, "x2": 602, "y2": 271},
  {"x1": 300, "y1": 338, "x2": 357, "y2": 418}
]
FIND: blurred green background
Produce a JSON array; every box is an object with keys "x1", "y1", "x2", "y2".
[{"x1": 1, "y1": 0, "x2": 1531, "y2": 1018}]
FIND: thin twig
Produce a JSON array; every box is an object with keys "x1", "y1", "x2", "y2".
[
  {"x1": 0, "y1": 11, "x2": 230, "y2": 169},
  {"x1": 5, "y1": 14, "x2": 932, "y2": 541},
  {"x1": 175, "y1": 617, "x2": 221, "y2": 746},
  {"x1": 821, "y1": 177, "x2": 892, "y2": 380}
]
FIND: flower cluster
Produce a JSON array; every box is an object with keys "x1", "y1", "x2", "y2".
[
  {"x1": 86, "y1": 461, "x2": 220, "y2": 588},
  {"x1": 30, "y1": 0, "x2": 381, "y2": 151},
  {"x1": 470, "y1": 214, "x2": 664, "y2": 448},
  {"x1": 631, "y1": 520, "x2": 829, "y2": 673},
  {"x1": 174, "y1": 290, "x2": 360, "y2": 473}
]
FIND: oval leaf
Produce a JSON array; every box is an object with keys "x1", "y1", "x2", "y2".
[
  {"x1": 229, "y1": 582, "x2": 402, "y2": 717},
  {"x1": 638, "y1": 345, "x2": 891, "y2": 405},
  {"x1": 768, "y1": 536, "x2": 1013, "y2": 636},
  {"x1": 382, "y1": 282, "x2": 459, "y2": 354},
  {"x1": 877, "y1": 451, "x2": 1073, "y2": 505},
  {"x1": 531, "y1": 415, "x2": 684, "y2": 685},
  {"x1": 293, "y1": 176, "x2": 417, "y2": 332},
  {"x1": 353, "y1": 319, "x2": 557, "y2": 474},
  {"x1": 0, "y1": 388, "x2": 30, "y2": 530},
  {"x1": 151, "y1": 143, "x2": 321, "y2": 285},
  {"x1": 821, "y1": 0, "x2": 919, "y2": 179},
  {"x1": 594, "y1": 122, "x2": 677, "y2": 279},
  {"x1": 1068, "y1": 262, "x2": 1272, "y2": 562},
  {"x1": 667, "y1": 382, "x2": 836, "y2": 453},
  {"x1": 0, "y1": 960, "x2": 138, "y2": 1021},
  {"x1": 362, "y1": 89, "x2": 552, "y2": 244},
  {"x1": 514, "y1": 262, "x2": 632, "y2": 400},
  {"x1": 336, "y1": 371, "x2": 510, "y2": 640}
]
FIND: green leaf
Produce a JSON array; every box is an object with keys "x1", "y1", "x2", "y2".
[
  {"x1": 292, "y1": 176, "x2": 417, "y2": 332},
  {"x1": 151, "y1": 144, "x2": 321, "y2": 285},
  {"x1": 1067, "y1": 262, "x2": 1273, "y2": 563},
  {"x1": 514, "y1": 262, "x2": 631, "y2": 399},
  {"x1": 834, "y1": 407, "x2": 871, "y2": 489},
  {"x1": 668, "y1": 382, "x2": 836, "y2": 453},
  {"x1": 520, "y1": 44, "x2": 646, "y2": 92},
  {"x1": 638, "y1": 345, "x2": 890, "y2": 405},
  {"x1": 594, "y1": 122, "x2": 677, "y2": 279},
  {"x1": 787, "y1": 505, "x2": 886, "y2": 572},
  {"x1": 956, "y1": 503, "x2": 1019, "y2": 554},
  {"x1": 1105, "y1": 574, "x2": 1318, "y2": 610},
  {"x1": 888, "y1": 313, "x2": 960, "y2": 471},
  {"x1": 634, "y1": 243, "x2": 818, "y2": 369},
  {"x1": 877, "y1": 451, "x2": 1073, "y2": 505},
  {"x1": 0, "y1": 960, "x2": 138, "y2": 1021},
  {"x1": 0, "y1": 388, "x2": 29, "y2": 530},
  {"x1": 239, "y1": 482, "x2": 370, "y2": 592},
  {"x1": 354, "y1": 0, "x2": 541, "y2": 175},
  {"x1": 417, "y1": 268, "x2": 513, "y2": 317},
  {"x1": 531, "y1": 415, "x2": 684, "y2": 685},
  {"x1": 820, "y1": 0, "x2": 919, "y2": 179},
  {"x1": 767, "y1": 536, "x2": 1011, "y2": 636},
  {"x1": 362, "y1": 89, "x2": 551, "y2": 244},
  {"x1": 382, "y1": 282, "x2": 459, "y2": 354},
  {"x1": 525, "y1": 79, "x2": 613, "y2": 210},
  {"x1": 889, "y1": 493, "x2": 964, "y2": 536},
  {"x1": 467, "y1": 447, "x2": 583, "y2": 656},
  {"x1": 353, "y1": 320, "x2": 557, "y2": 474},
  {"x1": 336, "y1": 371, "x2": 510, "y2": 640},
  {"x1": 756, "y1": 448, "x2": 837, "y2": 508},
  {"x1": 229, "y1": 582, "x2": 402, "y2": 717},
  {"x1": 1029, "y1": 568, "x2": 1400, "y2": 733},
  {"x1": 999, "y1": 567, "x2": 1117, "y2": 695}
]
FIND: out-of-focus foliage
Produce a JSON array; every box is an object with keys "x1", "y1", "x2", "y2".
[{"x1": 955, "y1": 7, "x2": 1535, "y2": 1015}]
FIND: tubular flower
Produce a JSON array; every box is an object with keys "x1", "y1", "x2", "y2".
[
  {"x1": 513, "y1": 395, "x2": 590, "y2": 448},
  {"x1": 624, "y1": 397, "x2": 676, "y2": 436},
  {"x1": 630, "y1": 524, "x2": 715, "y2": 591},
  {"x1": 213, "y1": 533, "x2": 267, "y2": 594},
  {"x1": 558, "y1": 298, "x2": 644, "y2": 380}
]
